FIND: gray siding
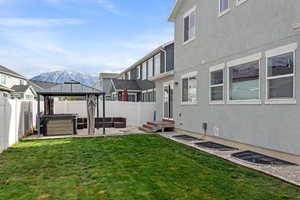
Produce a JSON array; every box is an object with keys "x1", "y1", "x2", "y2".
[{"x1": 172, "y1": 0, "x2": 300, "y2": 155}]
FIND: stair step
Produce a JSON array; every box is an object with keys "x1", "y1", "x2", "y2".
[
  {"x1": 162, "y1": 119, "x2": 175, "y2": 124},
  {"x1": 144, "y1": 123, "x2": 157, "y2": 129},
  {"x1": 139, "y1": 127, "x2": 154, "y2": 133}
]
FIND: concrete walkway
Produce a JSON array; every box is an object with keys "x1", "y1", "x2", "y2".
[
  {"x1": 161, "y1": 131, "x2": 300, "y2": 187},
  {"x1": 23, "y1": 126, "x2": 145, "y2": 140}
]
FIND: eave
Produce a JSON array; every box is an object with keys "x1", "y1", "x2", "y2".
[{"x1": 168, "y1": 0, "x2": 183, "y2": 22}]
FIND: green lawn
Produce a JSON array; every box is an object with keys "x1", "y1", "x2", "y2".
[{"x1": 0, "y1": 135, "x2": 299, "y2": 200}]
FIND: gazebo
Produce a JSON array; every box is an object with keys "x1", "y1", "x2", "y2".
[{"x1": 36, "y1": 81, "x2": 106, "y2": 136}]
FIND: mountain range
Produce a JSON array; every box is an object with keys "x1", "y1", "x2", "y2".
[{"x1": 31, "y1": 71, "x2": 98, "y2": 86}]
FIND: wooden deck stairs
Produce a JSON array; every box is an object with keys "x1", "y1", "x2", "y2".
[{"x1": 139, "y1": 120, "x2": 175, "y2": 133}]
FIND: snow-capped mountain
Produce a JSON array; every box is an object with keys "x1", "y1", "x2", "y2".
[{"x1": 31, "y1": 71, "x2": 98, "y2": 86}]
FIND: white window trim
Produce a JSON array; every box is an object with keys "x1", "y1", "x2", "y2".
[
  {"x1": 209, "y1": 64, "x2": 225, "y2": 105},
  {"x1": 235, "y1": 0, "x2": 248, "y2": 7},
  {"x1": 265, "y1": 43, "x2": 297, "y2": 105},
  {"x1": 137, "y1": 66, "x2": 140, "y2": 79},
  {"x1": 227, "y1": 53, "x2": 262, "y2": 105},
  {"x1": 219, "y1": 0, "x2": 230, "y2": 17},
  {"x1": 181, "y1": 71, "x2": 198, "y2": 105},
  {"x1": 127, "y1": 72, "x2": 131, "y2": 80},
  {"x1": 183, "y1": 6, "x2": 196, "y2": 45}
]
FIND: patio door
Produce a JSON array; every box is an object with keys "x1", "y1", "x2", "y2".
[{"x1": 163, "y1": 81, "x2": 173, "y2": 120}]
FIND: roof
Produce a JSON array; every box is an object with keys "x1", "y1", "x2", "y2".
[
  {"x1": 30, "y1": 80, "x2": 60, "y2": 89},
  {"x1": 0, "y1": 65, "x2": 26, "y2": 80},
  {"x1": 112, "y1": 79, "x2": 155, "y2": 91},
  {"x1": 11, "y1": 85, "x2": 30, "y2": 93},
  {"x1": 0, "y1": 84, "x2": 14, "y2": 92},
  {"x1": 117, "y1": 41, "x2": 174, "y2": 77},
  {"x1": 38, "y1": 80, "x2": 104, "y2": 96},
  {"x1": 168, "y1": 0, "x2": 183, "y2": 22},
  {"x1": 99, "y1": 73, "x2": 119, "y2": 79}
]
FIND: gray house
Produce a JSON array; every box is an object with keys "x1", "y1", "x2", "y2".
[
  {"x1": 107, "y1": 41, "x2": 175, "y2": 111},
  {"x1": 168, "y1": 0, "x2": 300, "y2": 155},
  {"x1": 93, "y1": 73, "x2": 119, "y2": 100}
]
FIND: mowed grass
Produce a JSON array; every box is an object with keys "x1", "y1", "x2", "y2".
[{"x1": 0, "y1": 135, "x2": 299, "y2": 200}]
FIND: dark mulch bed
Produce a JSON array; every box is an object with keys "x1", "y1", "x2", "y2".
[
  {"x1": 232, "y1": 151, "x2": 297, "y2": 166},
  {"x1": 172, "y1": 135, "x2": 203, "y2": 142},
  {"x1": 195, "y1": 141, "x2": 239, "y2": 151}
]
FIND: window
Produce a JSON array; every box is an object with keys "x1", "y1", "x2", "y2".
[
  {"x1": 219, "y1": 0, "x2": 229, "y2": 16},
  {"x1": 181, "y1": 72, "x2": 197, "y2": 104},
  {"x1": 266, "y1": 43, "x2": 297, "y2": 104},
  {"x1": 148, "y1": 58, "x2": 153, "y2": 78},
  {"x1": 154, "y1": 54, "x2": 161, "y2": 76},
  {"x1": 227, "y1": 53, "x2": 261, "y2": 104},
  {"x1": 209, "y1": 64, "x2": 225, "y2": 104},
  {"x1": 183, "y1": 7, "x2": 196, "y2": 44},
  {"x1": 0, "y1": 74, "x2": 6, "y2": 85},
  {"x1": 127, "y1": 72, "x2": 131, "y2": 80},
  {"x1": 137, "y1": 66, "x2": 141, "y2": 79},
  {"x1": 236, "y1": 0, "x2": 248, "y2": 6},
  {"x1": 142, "y1": 62, "x2": 147, "y2": 80}
]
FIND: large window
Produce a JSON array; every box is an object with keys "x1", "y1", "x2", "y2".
[
  {"x1": 266, "y1": 43, "x2": 297, "y2": 104},
  {"x1": 154, "y1": 54, "x2": 161, "y2": 76},
  {"x1": 219, "y1": 0, "x2": 229, "y2": 16},
  {"x1": 183, "y1": 7, "x2": 196, "y2": 44},
  {"x1": 227, "y1": 54, "x2": 261, "y2": 104},
  {"x1": 142, "y1": 62, "x2": 147, "y2": 80},
  {"x1": 209, "y1": 64, "x2": 225, "y2": 103},
  {"x1": 182, "y1": 72, "x2": 197, "y2": 104},
  {"x1": 148, "y1": 58, "x2": 153, "y2": 78}
]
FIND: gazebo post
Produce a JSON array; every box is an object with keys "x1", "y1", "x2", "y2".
[
  {"x1": 102, "y1": 93, "x2": 106, "y2": 135},
  {"x1": 37, "y1": 94, "x2": 41, "y2": 137}
]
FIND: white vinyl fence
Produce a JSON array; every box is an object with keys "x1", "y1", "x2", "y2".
[
  {"x1": 0, "y1": 96, "x2": 39, "y2": 153},
  {"x1": 54, "y1": 101, "x2": 156, "y2": 126}
]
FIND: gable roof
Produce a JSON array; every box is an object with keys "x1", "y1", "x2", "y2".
[
  {"x1": 168, "y1": 0, "x2": 183, "y2": 22},
  {"x1": 30, "y1": 80, "x2": 60, "y2": 89},
  {"x1": 111, "y1": 79, "x2": 155, "y2": 91},
  {"x1": 100, "y1": 73, "x2": 119, "y2": 79},
  {"x1": 38, "y1": 80, "x2": 104, "y2": 96},
  {"x1": 11, "y1": 85, "x2": 30, "y2": 93},
  {"x1": 0, "y1": 65, "x2": 26, "y2": 80}
]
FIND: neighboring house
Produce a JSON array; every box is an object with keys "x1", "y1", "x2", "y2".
[
  {"x1": 93, "y1": 73, "x2": 119, "y2": 99},
  {"x1": 11, "y1": 85, "x2": 36, "y2": 100},
  {"x1": 0, "y1": 84, "x2": 13, "y2": 98},
  {"x1": 110, "y1": 79, "x2": 155, "y2": 102},
  {"x1": 168, "y1": 0, "x2": 300, "y2": 155},
  {"x1": 108, "y1": 41, "x2": 175, "y2": 120},
  {"x1": 0, "y1": 65, "x2": 36, "y2": 100}
]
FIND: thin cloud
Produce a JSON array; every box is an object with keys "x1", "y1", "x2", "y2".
[
  {"x1": 96, "y1": 0, "x2": 122, "y2": 15},
  {"x1": 0, "y1": 18, "x2": 88, "y2": 28}
]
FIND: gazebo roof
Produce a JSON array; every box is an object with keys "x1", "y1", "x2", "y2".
[{"x1": 37, "y1": 80, "x2": 104, "y2": 96}]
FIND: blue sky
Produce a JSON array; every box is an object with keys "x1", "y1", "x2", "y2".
[{"x1": 0, "y1": 0, "x2": 174, "y2": 78}]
